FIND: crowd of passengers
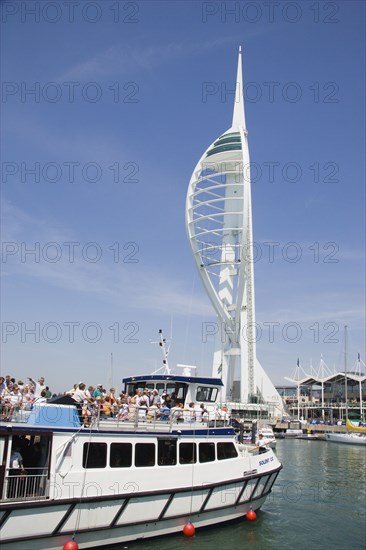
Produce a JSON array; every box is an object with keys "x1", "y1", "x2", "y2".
[
  {"x1": 71, "y1": 384, "x2": 211, "y2": 426},
  {"x1": 0, "y1": 375, "x2": 53, "y2": 421},
  {"x1": 0, "y1": 376, "x2": 211, "y2": 425}
]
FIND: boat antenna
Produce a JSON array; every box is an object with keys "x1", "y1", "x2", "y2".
[{"x1": 151, "y1": 329, "x2": 171, "y2": 374}]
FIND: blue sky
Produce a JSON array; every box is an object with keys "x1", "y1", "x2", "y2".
[{"x1": 1, "y1": 0, "x2": 365, "y2": 393}]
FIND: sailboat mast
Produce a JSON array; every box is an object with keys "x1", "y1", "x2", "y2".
[{"x1": 344, "y1": 325, "x2": 348, "y2": 422}]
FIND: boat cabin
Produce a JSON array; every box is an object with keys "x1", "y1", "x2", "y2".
[{"x1": 123, "y1": 374, "x2": 224, "y2": 409}]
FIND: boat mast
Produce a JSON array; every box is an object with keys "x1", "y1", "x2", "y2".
[
  {"x1": 151, "y1": 329, "x2": 171, "y2": 375},
  {"x1": 344, "y1": 325, "x2": 348, "y2": 423}
]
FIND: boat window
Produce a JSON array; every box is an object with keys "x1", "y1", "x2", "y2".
[
  {"x1": 158, "y1": 439, "x2": 177, "y2": 466},
  {"x1": 156, "y1": 383, "x2": 165, "y2": 395},
  {"x1": 199, "y1": 442, "x2": 215, "y2": 463},
  {"x1": 217, "y1": 442, "x2": 238, "y2": 460},
  {"x1": 196, "y1": 386, "x2": 218, "y2": 402},
  {"x1": 135, "y1": 443, "x2": 155, "y2": 467},
  {"x1": 125, "y1": 384, "x2": 135, "y2": 395},
  {"x1": 165, "y1": 383, "x2": 187, "y2": 404},
  {"x1": 166, "y1": 383, "x2": 176, "y2": 395},
  {"x1": 175, "y1": 384, "x2": 187, "y2": 402},
  {"x1": 145, "y1": 384, "x2": 154, "y2": 391},
  {"x1": 110, "y1": 443, "x2": 132, "y2": 468},
  {"x1": 179, "y1": 443, "x2": 196, "y2": 464},
  {"x1": 82, "y1": 443, "x2": 107, "y2": 469}
]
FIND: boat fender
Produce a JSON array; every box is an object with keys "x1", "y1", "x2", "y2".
[
  {"x1": 246, "y1": 509, "x2": 257, "y2": 521},
  {"x1": 63, "y1": 540, "x2": 79, "y2": 550},
  {"x1": 183, "y1": 523, "x2": 195, "y2": 537}
]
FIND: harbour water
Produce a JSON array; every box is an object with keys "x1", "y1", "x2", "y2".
[{"x1": 121, "y1": 439, "x2": 366, "y2": 550}]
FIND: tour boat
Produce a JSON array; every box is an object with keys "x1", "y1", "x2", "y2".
[{"x1": 0, "y1": 369, "x2": 282, "y2": 550}]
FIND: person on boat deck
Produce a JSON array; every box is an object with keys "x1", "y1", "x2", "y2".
[
  {"x1": 3, "y1": 384, "x2": 22, "y2": 420},
  {"x1": 170, "y1": 403, "x2": 184, "y2": 422},
  {"x1": 72, "y1": 383, "x2": 93, "y2": 423},
  {"x1": 119, "y1": 392, "x2": 128, "y2": 404},
  {"x1": 256, "y1": 433, "x2": 267, "y2": 454},
  {"x1": 199, "y1": 403, "x2": 209, "y2": 422},
  {"x1": 28, "y1": 377, "x2": 46, "y2": 397},
  {"x1": 71, "y1": 383, "x2": 91, "y2": 404},
  {"x1": 170, "y1": 391, "x2": 178, "y2": 406},
  {"x1": 158, "y1": 403, "x2": 170, "y2": 421},
  {"x1": 102, "y1": 396, "x2": 113, "y2": 417},
  {"x1": 138, "y1": 389, "x2": 150, "y2": 408},
  {"x1": 183, "y1": 402, "x2": 196, "y2": 423},
  {"x1": 130, "y1": 389, "x2": 141, "y2": 403},
  {"x1": 118, "y1": 399, "x2": 128, "y2": 420},
  {"x1": 146, "y1": 404, "x2": 159, "y2": 420},
  {"x1": 8, "y1": 446, "x2": 25, "y2": 498},
  {"x1": 127, "y1": 390, "x2": 139, "y2": 420},
  {"x1": 66, "y1": 383, "x2": 78, "y2": 396},
  {"x1": 86, "y1": 386, "x2": 94, "y2": 399},
  {"x1": 107, "y1": 387, "x2": 117, "y2": 404},
  {"x1": 92, "y1": 384, "x2": 104, "y2": 399},
  {"x1": 162, "y1": 394, "x2": 172, "y2": 409},
  {"x1": 149, "y1": 389, "x2": 162, "y2": 407},
  {"x1": 33, "y1": 389, "x2": 48, "y2": 404}
]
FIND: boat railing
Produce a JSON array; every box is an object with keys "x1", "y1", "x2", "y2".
[
  {"x1": 2, "y1": 467, "x2": 49, "y2": 501},
  {"x1": 0, "y1": 406, "x2": 32, "y2": 424},
  {"x1": 1, "y1": 403, "x2": 231, "y2": 431},
  {"x1": 92, "y1": 406, "x2": 231, "y2": 431}
]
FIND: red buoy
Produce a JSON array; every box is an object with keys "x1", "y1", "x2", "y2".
[
  {"x1": 246, "y1": 509, "x2": 257, "y2": 521},
  {"x1": 183, "y1": 522, "x2": 195, "y2": 537},
  {"x1": 63, "y1": 541, "x2": 79, "y2": 550}
]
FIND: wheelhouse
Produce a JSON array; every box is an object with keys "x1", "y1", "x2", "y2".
[{"x1": 123, "y1": 375, "x2": 224, "y2": 407}]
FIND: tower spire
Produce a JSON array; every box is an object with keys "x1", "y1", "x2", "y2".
[{"x1": 231, "y1": 46, "x2": 246, "y2": 131}]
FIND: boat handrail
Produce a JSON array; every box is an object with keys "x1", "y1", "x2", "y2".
[
  {"x1": 1, "y1": 467, "x2": 49, "y2": 502},
  {"x1": 91, "y1": 405, "x2": 231, "y2": 432}
]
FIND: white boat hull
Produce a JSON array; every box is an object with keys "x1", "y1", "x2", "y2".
[
  {"x1": 325, "y1": 433, "x2": 366, "y2": 446},
  {"x1": 0, "y1": 473, "x2": 277, "y2": 549}
]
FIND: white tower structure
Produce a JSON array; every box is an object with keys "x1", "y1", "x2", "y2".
[{"x1": 185, "y1": 48, "x2": 283, "y2": 414}]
